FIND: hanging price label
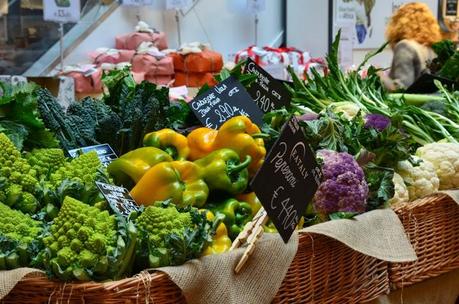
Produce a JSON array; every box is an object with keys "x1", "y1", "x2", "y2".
[
  {"x1": 43, "y1": 0, "x2": 80, "y2": 23},
  {"x1": 246, "y1": 0, "x2": 266, "y2": 14},
  {"x1": 122, "y1": 0, "x2": 152, "y2": 6},
  {"x1": 166, "y1": 0, "x2": 191, "y2": 9},
  {"x1": 251, "y1": 117, "x2": 322, "y2": 243}
]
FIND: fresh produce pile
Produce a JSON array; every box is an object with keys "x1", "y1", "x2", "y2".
[{"x1": 1, "y1": 32, "x2": 459, "y2": 283}]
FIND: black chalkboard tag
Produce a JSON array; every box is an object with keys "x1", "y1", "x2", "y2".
[
  {"x1": 189, "y1": 76, "x2": 264, "y2": 129},
  {"x1": 250, "y1": 117, "x2": 322, "y2": 243},
  {"x1": 243, "y1": 58, "x2": 291, "y2": 112},
  {"x1": 68, "y1": 143, "x2": 118, "y2": 167},
  {"x1": 96, "y1": 181, "x2": 141, "y2": 217}
]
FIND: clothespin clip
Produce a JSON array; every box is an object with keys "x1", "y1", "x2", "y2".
[{"x1": 231, "y1": 207, "x2": 269, "y2": 274}]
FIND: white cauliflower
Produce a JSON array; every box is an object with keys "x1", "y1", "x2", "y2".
[
  {"x1": 396, "y1": 156, "x2": 439, "y2": 201},
  {"x1": 388, "y1": 172, "x2": 409, "y2": 205},
  {"x1": 328, "y1": 102, "x2": 361, "y2": 120},
  {"x1": 416, "y1": 143, "x2": 459, "y2": 190}
]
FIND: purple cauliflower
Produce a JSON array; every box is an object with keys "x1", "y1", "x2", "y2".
[
  {"x1": 313, "y1": 150, "x2": 369, "y2": 219},
  {"x1": 364, "y1": 114, "x2": 391, "y2": 132}
]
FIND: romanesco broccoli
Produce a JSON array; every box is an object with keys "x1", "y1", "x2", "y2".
[
  {"x1": 0, "y1": 202, "x2": 42, "y2": 269},
  {"x1": 0, "y1": 133, "x2": 40, "y2": 214},
  {"x1": 26, "y1": 148, "x2": 66, "y2": 180},
  {"x1": 134, "y1": 202, "x2": 212, "y2": 269},
  {"x1": 44, "y1": 151, "x2": 108, "y2": 206},
  {"x1": 42, "y1": 196, "x2": 137, "y2": 281}
]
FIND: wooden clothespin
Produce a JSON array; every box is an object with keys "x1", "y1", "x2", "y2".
[{"x1": 231, "y1": 208, "x2": 269, "y2": 274}]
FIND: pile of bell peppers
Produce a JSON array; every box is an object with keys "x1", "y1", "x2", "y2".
[{"x1": 107, "y1": 116, "x2": 269, "y2": 254}]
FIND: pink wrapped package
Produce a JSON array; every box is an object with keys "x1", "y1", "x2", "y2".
[
  {"x1": 131, "y1": 53, "x2": 174, "y2": 76},
  {"x1": 144, "y1": 74, "x2": 174, "y2": 86},
  {"x1": 115, "y1": 32, "x2": 168, "y2": 51},
  {"x1": 62, "y1": 65, "x2": 103, "y2": 93},
  {"x1": 90, "y1": 48, "x2": 135, "y2": 66}
]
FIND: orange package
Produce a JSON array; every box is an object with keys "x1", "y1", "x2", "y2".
[
  {"x1": 169, "y1": 50, "x2": 223, "y2": 73},
  {"x1": 173, "y1": 72, "x2": 216, "y2": 87}
]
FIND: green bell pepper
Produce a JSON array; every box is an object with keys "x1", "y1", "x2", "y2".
[
  {"x1": 207, "y1": 198, "x2": 253, "y2": 240},
  {"x1": 194, "y1": 149, "x2": 251, "y2": 195}
]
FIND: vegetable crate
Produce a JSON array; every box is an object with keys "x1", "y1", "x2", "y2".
[
  {"x1": 3, "y1": 233, "x2": 390, "y2": 304},
  {"x1": 389, "y1": 193, "x2": 459, "y2": 289}
]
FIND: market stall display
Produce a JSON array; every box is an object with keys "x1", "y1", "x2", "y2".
[{"x1": 0, "y1": 32, "x2": 458, "y2": 303}]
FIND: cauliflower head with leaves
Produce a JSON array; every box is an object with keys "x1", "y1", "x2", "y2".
[
  {"x1": 313, "y1": 150, "x2": 369, "y2": 220},
  {"x1": 416, "y1": 143, "x2": 459, "y2": 190},
  {"x1": 396, "y1": 156, "x2": 439, "y2": 201},
  {"x1": 42, "y1": 196, "x2": 137, "y2": 281},
  {"x1": 0, "y1": 133, "x2": 40, "y2": 214},
  {"x1": 0, "y1": 202, "x2": 42, "y2": 269},
  {"x1": 388, "y1": 172, "x2": 409, "y2": 206}
]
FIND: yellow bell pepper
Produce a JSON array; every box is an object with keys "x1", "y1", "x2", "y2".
[
  {"x1": 202, "y1": 210, "x2": 232, "y2": 256},
  {"x1": 143, "y1": 129, "x2": 190, "y2": 160},
  {"x1": 187, "y1": 128, "x2": 218, "y2": 160},
  {"x1": 187, "y1": 116, "x2": 266, "y2": 176},
  {"x1": 130, "y1": 161, "x2": 209, "y2": 207}
]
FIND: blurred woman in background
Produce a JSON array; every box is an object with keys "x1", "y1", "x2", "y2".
[{"x1": 381, "y1": 2, "x2": 442, "y2": 91}]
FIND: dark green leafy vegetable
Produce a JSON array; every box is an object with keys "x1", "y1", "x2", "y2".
[
  {"x1": 0, "y1": 82, "x2": 58, "y2": 150},
  {"x1": 363, "y1": 163, "x2": 395, "y2": 211}
]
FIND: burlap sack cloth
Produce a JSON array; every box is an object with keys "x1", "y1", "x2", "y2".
[{"x1": 0, "y1": 209, "x2": 415, "y2": 303}]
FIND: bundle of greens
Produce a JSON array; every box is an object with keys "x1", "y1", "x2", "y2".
[
  {"x1": 37, "y1": 88, "x2": 122, "y2": 152},
  {"x1": 0, "y1": 82, "x2": 58, "y2": 150},
  {"x1": 287, "y1": 31, "x2": 459, "y2": 147},
  {"x1": 102, "y1": 68, "x2": 196, "y2": 154}
]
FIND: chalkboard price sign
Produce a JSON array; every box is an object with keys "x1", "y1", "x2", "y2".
[
  {"x1": 251, "y1": 117, "x2": 322, "y2": 243},
  {"x1": 189, "y1": 76, "x2": 264, "y2": 129},
  {"x1": 244, "y1": 58, "x2": 291, "y2": 112},
  {"x1": 96, "y1": 182, "x2": 141, "y2": 217}
]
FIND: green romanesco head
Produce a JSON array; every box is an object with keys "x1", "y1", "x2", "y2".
[
  {"x1": 136, "y1": 203, "x2": 192, "y2": 246},
  {"x1": 43, "y1": 196, "x2": 118, "y2": 281},
  {"x1": 0, "y1": 202, "x2": 42, "y2": 269},
  {"x1": 26, "y1": 148, "x2": 66, "y2": 180},
  {"x1": 49, "y1": 151, "x2": 103, "y2": 188},
  {"x1": 0, "y1": 133, "x2": 40, "y2": 214},
  {"x1": 0, "y1": 202, "x2": 42, "y2": 245}
]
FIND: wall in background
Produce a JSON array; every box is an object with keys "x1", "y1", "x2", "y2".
[
  {"x1": 287, "y1": 0, "x2": 439, "y2": 68},
  {"x1": 63, "y1": 0, "x2": 284, "y2": 66},
  {"x1": 286, "y1": 0, "x2": 393, "y2": 68}
]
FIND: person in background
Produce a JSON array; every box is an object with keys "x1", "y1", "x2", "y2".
[{"x1": 381, "y1": 2, "x2": 442, "y2": 91}]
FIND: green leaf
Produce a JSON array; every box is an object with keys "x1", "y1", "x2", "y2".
[
  {"x1": 0, "y1": 121, "x2": 28, "y2": 149},
  {"x1": 364, "y1": 163, "x2": 395, "y2": 211}
]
